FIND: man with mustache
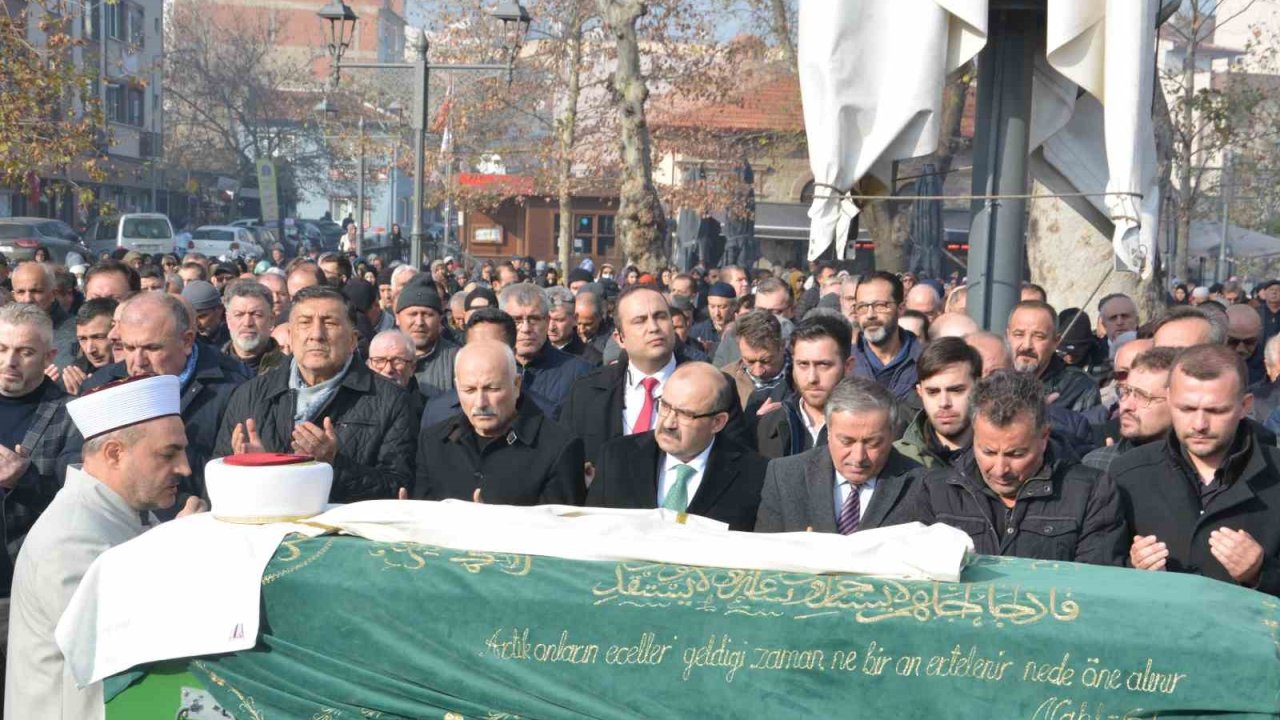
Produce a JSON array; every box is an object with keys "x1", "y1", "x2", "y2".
[
  {"x1": 216, "y1": 286, "x2": 416, "y2": 501},
  {"x1": 1082, "y1": 347, "x2": 1176, "y2": 473},
  {"x1": 850, "y1": 271, "x2": 921, "y2": 402},
  {"x1": 908, "y1": 369, "x2": 1127, "y2": 565},
  {"x1": 7, "y1": 374, "x2": 204, "y2": 720},
  {"x1": 59, "y1": 298, "x2": 117, "y2": 396},
  {"x1": 414, "y1": 340, "x2": 584, "y2": 505},
  {"x1": 756, "y1": 315, "x2": 854, "y2": 459},
  {"x1": 1117, "y1": 344, "x2": 1280, "y2": 595},
  {"x1": 588, "y1": 362, "x2": 765, "y2": 529},
  {"x1": 894, "y1": 338, "x2": 982, "y2": 469},
  {"x1": 1006, "y1": 300, "x2": 1100, "y2": 412},
  {"x1": 221, "y1": 282, "x2": 286, "y2": 375},
  {"x1": 756, "y1": 377, "x2": 921, "y2": 533},
  {"x1": 689, "y1": 281, "x2": 737, "y2": 358}
]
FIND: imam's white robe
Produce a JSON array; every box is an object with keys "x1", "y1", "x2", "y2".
[{"x1": 5, "y1": 466, "x2": 152, "y2": 720}]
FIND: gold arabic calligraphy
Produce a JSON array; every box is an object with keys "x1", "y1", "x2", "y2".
[{"x1": 591, "y1": 563, "x2": 1080, "y2": 626}]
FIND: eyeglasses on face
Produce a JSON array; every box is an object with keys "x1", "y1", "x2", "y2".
[
  {"x1": 852, "y1": 301, "x2": 895, "y2": 315},
  {"x1": 1116, "y1": 382, "x2": 1167, "y2": 408},
  {"x1": 369, "y1": 356, "x2": 413, "y2": 371},
  {"x1": 655, "y1": 397, "x2": 724, "y2": 424}
]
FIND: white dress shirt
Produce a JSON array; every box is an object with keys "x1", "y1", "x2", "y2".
[
  {"x1": 799, "y1": 400, "x2": 826, "y2": 444},
  {"x1": 657, "y1": 439, "x2": 715, "y2": 509},
  {"x1": 834, "y1": 471, "x2": 878, "y2": 523},
  {"x1": 622, "y1": 355, "x2": 677, "y2": 434}
]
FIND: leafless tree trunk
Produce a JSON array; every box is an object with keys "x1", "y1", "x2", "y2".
[
  {"x1": 863, "y1": 65, "x2": 970, "y2": 274},
  {"x1": 768, "y1": 0, "x2": 796, "y2": 68},
  {"x1": 599, "y1": 0, "x2": 668, "y2": 271},
  {"x1": 556, "y1": 9, "x2": 585, "y2": 273},
  {"x1": 1175, "y1": 16, "x2": 1197, "y2": 281}
]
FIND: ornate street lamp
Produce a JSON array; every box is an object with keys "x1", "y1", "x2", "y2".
[
  {"x1": 319, "y1": 0, "x2": 532, "y2": 267},
  {"x1": 317, "y1": 1, "x2": 359, "y2": 89}
]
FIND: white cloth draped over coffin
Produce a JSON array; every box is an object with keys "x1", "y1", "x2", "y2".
[
  {"x1": 800, "y1": 0, "x2": 1160, "y2": 276},
  {"x1": 56, "y1": 502, "x2": 973, "y2": 687}
]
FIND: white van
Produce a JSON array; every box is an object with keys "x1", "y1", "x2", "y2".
[{"x1": 87, "y1": 213, "x2": 176, "y2": 256}]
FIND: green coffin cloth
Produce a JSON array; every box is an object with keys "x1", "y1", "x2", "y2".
[{"x1": 117, "y1": 535, "x2": 1280, "y2": 719}]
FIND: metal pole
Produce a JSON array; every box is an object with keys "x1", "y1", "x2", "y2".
[
  {"x1": 357, "y1": 116, "x2": 366, "y2": 255},
  {"x1": 443, "y1": 150, "x2": 452, "y2": 258},
  {"x1": 409, "y1": 40, "x2": 429, "y2": 268},
  {"x1": 389, "y1": 141, "x2": 398, "y2": 257},
  {"x1": 966, "y1": 5, "x2": 1039, "y2": 334},
  {"x1": 1217, "y1": 149, "x2": 1232, "y2": 283}
]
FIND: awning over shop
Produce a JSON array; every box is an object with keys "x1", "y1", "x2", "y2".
[{"x1": 1188, "y1": 221, "x2": 1280, "y2": 259}]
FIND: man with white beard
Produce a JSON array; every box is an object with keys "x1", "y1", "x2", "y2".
[{"x1": 222, "y1": 282, "x2": 287, "y2": 375}]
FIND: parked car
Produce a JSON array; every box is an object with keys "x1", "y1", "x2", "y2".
[
  {"x1": 87, "y1": 213, "x2": 176, "y2": 256},
  {"x1": 185, "y1": 225, "x2": 264, "y2": 260},
  {"x1": 0, "y1": 218, "x2": 92, "y2": 264}
]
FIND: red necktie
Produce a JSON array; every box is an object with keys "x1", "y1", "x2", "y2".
[{"x1": 632, "y1": 377, "x2": 660, "y2": 434}]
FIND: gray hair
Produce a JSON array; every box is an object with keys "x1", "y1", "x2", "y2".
[
  {"x1": 544, "y1": 285, "x2": 575, "y2": 313},
  {"x1": 803, "y1": 306, "x2": 846, "y2": 322},
  {"x1": 121, "y1": 291, "x2": 191, "y2": 336},
  {"x1": 449, "y1": 291, "x2": 467, "y2": 313},
  {"x1": 1153, "y1": 305, "x2": 1227, "y2": 344},
  {"x1": 222, "y1": 281, "x2": 273, "y2": 311},
  {"x1": 824, "y1": 376, "x2": 899, "y2": 428},
  {"x1": 499, "y1": 282, "x2": 549, "y2": 314},
  {"x1": 1267, "y1": 333, "x2": 1280, "y2": 370},
  {"x1": 15, "y1": 261, "x2": 55, "y2": 288},
  {"x1": 575, "y1": 286, "x2": 604, "y2": 314},
  {"x1": 165, "y1": 273, "x2": 185, "y2": 292},
  {"x1": 970, "y1": 369, "x2": 1046, "y2": 429},
  {"x1": 82, "y1": 424, "x2": 144, "y2": 456},
  {"x1": 0, "y1": 302, "x2": 53, "y2": 347},
  {"x1": 371, "y1": 329, "x2": 415, "y2": 356},
  {"x1": 390, "y1": 264, "x2": 419, "y2": 287}
]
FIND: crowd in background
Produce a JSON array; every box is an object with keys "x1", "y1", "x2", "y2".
[{"x1": 1, "y1": 241, "x2": 1279, "y2": 615}]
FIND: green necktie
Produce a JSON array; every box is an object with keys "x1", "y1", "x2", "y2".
[{"x1": 662, "y1": 464, "x2": 695, "y2": 512}]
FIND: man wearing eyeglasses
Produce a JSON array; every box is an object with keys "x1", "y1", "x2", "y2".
[
  {"x1": 849, "y1": 271, "x2": 921, "y2": 403},
  {"x1": 587, "y1": 362, "x2": 765, "y2": 529},
  {"x1": 498, "y1": 283, "x2": 592, "y2": 421},
  {"x1": 1083, "y1": 348, "x2": 1176, "y2": 473}
]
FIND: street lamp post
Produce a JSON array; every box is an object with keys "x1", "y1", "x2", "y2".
[
  {"x1": 320, "y1": 1, "x2": 532, "y2": 268},
  {"x1": 357, "y1": 115, "x2": 366, "y2": 250}
]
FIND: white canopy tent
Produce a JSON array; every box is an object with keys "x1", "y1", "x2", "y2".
[{"x1": 799, "y1": 0, "x2": 1161, "y2": 278}]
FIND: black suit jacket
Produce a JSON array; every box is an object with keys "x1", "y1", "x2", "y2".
[
  {"x1": 414, "y1": 406, "x2": 585, "y2": 506},
  {"x1": 755, "y1": 446, "x2": 920, "y2": 533},
  {"x1": 561, "y1": 352, "x2": 751, "y2": 467},
  {"x1": 586, "y1": 434, "x2": 765, "y2": 530}
]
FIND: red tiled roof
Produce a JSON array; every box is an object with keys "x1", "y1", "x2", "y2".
[{"x1": 652, "y1": 74, "x2": 805, "y2": 134}]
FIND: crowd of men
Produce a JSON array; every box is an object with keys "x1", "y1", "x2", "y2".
[{"x1": 3, "y1": 245, "x2": 1280, "y2": 713}]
